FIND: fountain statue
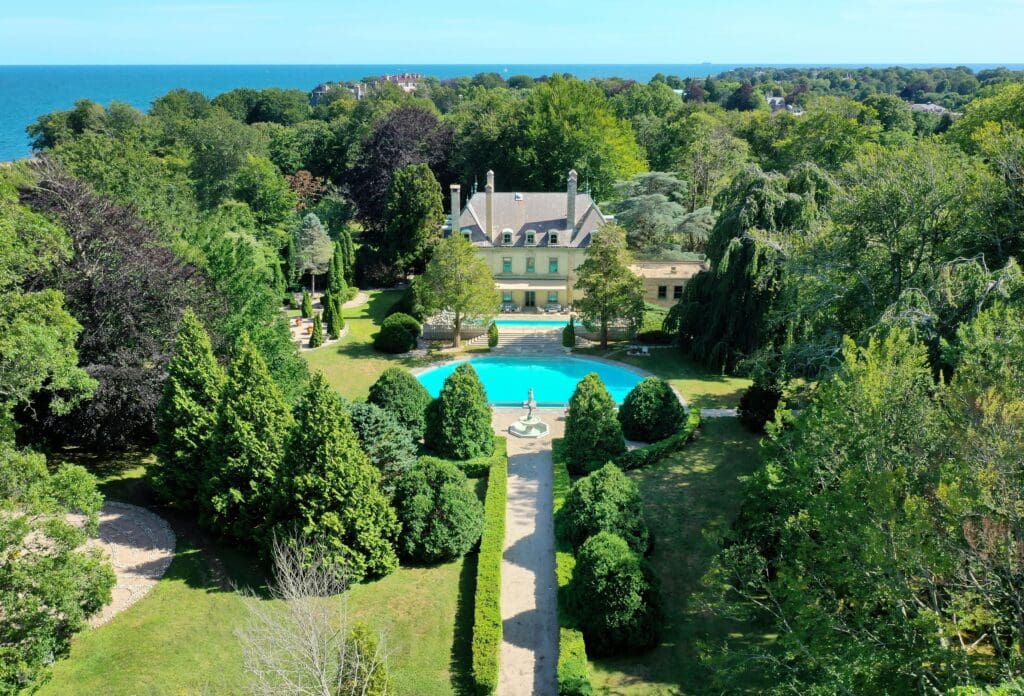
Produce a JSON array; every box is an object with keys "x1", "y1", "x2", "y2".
[{"x1": 508, "y1": 387, "x2": 550, "y2": 439}]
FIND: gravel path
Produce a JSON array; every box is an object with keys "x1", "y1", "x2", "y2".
[
  {"x1": 342, "y1": 290, "x2": 369, "y2": 309},
  {"x1": 494, "y1": 409, "x2": 562, "y2": 696},
  {"x1": 69, "y1": 501, "x2": 176, "y2": 627}
]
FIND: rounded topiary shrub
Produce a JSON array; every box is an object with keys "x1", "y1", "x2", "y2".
[
  {"x1": 487, "y1": 322, "x2": 499, "y2": 348},
  {"x1": 347, "y1": 401, "x2": 418, "y2": 495},
  {"x1": 618, "y1": 377, "x2": 685, "y2": 443},
  {"x1": 367, "y1": 367, "x2": 432, "y2": 440},
  {"x1": 738, "y1": 380, "x2": 783, "y2": 433},
  {"x1": 567, "y1": 531, "x2": 663, "y2": 656},
  {"x1": 374, "y1": 312, "x2": 421, "y2": 354},
  {"x1": 557, "y1": 462, "x2": 650, "y2": 554},
  {"x1": 424, "y1": 363, "x2": 494, "y2": 460},
  {"x1": 564, "y1": 373, "x2": 626, "y2": 475},
  {"x1": 393, "y1": 459, "x2": 484, "y2": 563}
]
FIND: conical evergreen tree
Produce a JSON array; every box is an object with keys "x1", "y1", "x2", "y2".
[
  {"x1": 301, "y1": 290, "x2": 313, "y2": 318},
  {"x1": 274, "y1": 374, "x2": 400, "y2": 581},
  {"x1": 154, "y1": 308, "x2": 225, "y2": 508},
  {"x1": 424, "y1": 363, "x2": 494, "y2": 459},
  {"x1": 564, "y1": 372, "x2": 626, "y2": 474},
  {"x1": 328, "y1": 241, "x2": 347, "y2": 298},
  {"x1": 309, "y1": 313, "x2": 324, "y2": 348},
  {"x1": 203, "y1": 334, "x2": 293, "y2": 543},
  {"x1": 322, "y1": 289, "x2": 342, "y2": 340},
  {"x1": 283, "y1": 235, "x2": 298, "y2": 291},
  {"x1": 339, "y1": 227, "x2": 356, "y2": 285}
]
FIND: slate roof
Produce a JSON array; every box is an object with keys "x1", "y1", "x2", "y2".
[{"x1": 457, "y1": 192, "x2": 606, "y2": 248}]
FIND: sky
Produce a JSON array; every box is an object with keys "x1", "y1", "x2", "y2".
[{"x1": 0, "y1": 0, "x2": 1022, "y2": 65}]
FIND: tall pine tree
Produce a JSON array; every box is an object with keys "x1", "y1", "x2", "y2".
[
  {"x1": 274, "y1": 374, "x2": 400, "y2": 581},
  {"x1": 154, "y1": 309, "x2": 225, "y2": 508},
  {"x1": 338, "y1": 226, "x2": 356, "y2": 285},
  {"x1": 203, "y1": 334, "x2": 293, "y2": 544}
]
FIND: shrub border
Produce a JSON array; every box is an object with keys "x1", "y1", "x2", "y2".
[
  {"x1": 616, "y1": 408, "x2": 701, "y2": 471},
  {"x1": 472, "y1": 436, "x2": 508, "y2": 694},
  {"x1": 553, "y1": 439, "x2": 593, "y2": 696}
]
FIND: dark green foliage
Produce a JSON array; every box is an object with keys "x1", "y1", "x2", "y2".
[
  {"x1": 308, "y1": 312, "x2": 324, "y2": 348},
  {"x1": 367, "y1": 367, "x2": 432, "y2": 441},
  {"x1": 153, "y1": 309, "x2": 225, "y2": 508},
  {"x1": 381, "y1": 163, "x2": 444, "y2": 276},
  {"x1": 373, "y1": 312, "x2": 421, "y2": 354},
  {"x1": 321, "y1": 289, "x2": 343, "y2": 340},
  {"x1": 0, "y1": 445, "x2": 116, "y2": 695},
  {"x1": 567, "y1": 531, "x2": 663, "y2": 656},
  {"x1": 737, "y1": 380, "x2": 783, "y2": 433},
  {"x1": 300, "y1": 290, "x2": 313, "y2": 318},
  {"x1": 393, "y1": 459, "x2": 484, "y2": 563},
  {"x1": 274, "y1": 374, "x2": 399, "y2": 581},
  {"x1": 472, "y1": 439, "x2": 507, "y2": 695},
  {"x1": 337, "y1": 226, "x2": 356, "y2": 285},
  {"x1": 616, "y1": 409, "x2": 701, "y2": 471},
  {"x1": 385, "y1": 284, "x2": 422, "y2": 321},
  {"x1": 564, "y1": 373, "x2": 626, "y2": 475},
  {"x1": 203, "y1": 334, "x2": 292, "y2": 544},
  {"x1": 635, "y1": 330, "x2": 672, "y2": 345},
  {"x1": 346, "y1": 401, "x2": 418, "y2": 495},
  {"x1": 617, "y1": 377, "x2": 685, "y2": 443},
  {"x1": 563, "y1": 319, "x2": 576, "y2": 348},
  {"x1": 328, "y1": 240, "x2": 347, "y2": 297},
  {"x1": 487, "y1": 322, "x2": 499, "y2": 348},
  {"x1": 558, "y1": 463, "x2": 650, "y2": 554},
  {"x1": 425, "y1": 363, "x2": 494, "y2": 460}
]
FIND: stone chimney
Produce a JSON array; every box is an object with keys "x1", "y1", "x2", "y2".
[
  {"x1": 567, "y1": 169, "x2": 578, "y2": 235},
  {"x1": 450, "y1": 184, "x2": 461, "y2": 236},
  {"x1": 486, "y1": 170, "x2": 495, "y2": 242}
]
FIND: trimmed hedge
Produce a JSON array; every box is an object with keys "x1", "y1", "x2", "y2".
[
  {"x1": 618, "y1": 377, "x2": 686, "y2": 443},
  {"x1": 616, "y1": 408, "x2": 701, "y2": 471},
  {"x1": 472, "y1": 437, "x2": 508, "y2": 695},
  {"x1": 418, "y1": 435, "x2": 503, "y2": 479},
  {"x1": 487, "y1": 322, "x2": 499, "y2": 348},
  {"x1": 553, "y1": 440, "x2": 593, "y2": 696},
  {"x1": 374, "y1": 312, "x2": 421, "y2": 354}
]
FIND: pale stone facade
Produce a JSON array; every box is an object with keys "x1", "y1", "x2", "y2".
[{"x1": 630, "y1": 260, "x2": 708, "y2": 308}]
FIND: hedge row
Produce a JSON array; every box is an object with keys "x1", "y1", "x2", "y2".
[
  {"x1": 419, "y1": 435, "x2": 503, "y2": 479},
  {"x1": 615, "y1": 408, "x2": 701, "y2": 471},
  {"x1": 472, "y1": 437, "x2": 508, "y2": 695},
  {"x1": 553, "y1": 440, "x2": 593, "y2": 696}
]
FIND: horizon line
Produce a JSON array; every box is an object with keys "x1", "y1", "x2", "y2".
[{"x1": 1, "y1": 61, "x2": 1022, "y2": 68}]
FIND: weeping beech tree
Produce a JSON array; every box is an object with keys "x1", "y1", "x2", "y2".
[{"x1": 666, "y1": 163, "x2": 834, "y2": 372}]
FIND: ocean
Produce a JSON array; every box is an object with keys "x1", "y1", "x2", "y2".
[{"x1": 1, "y1": 63, "x2": 1021, "y2": 162}]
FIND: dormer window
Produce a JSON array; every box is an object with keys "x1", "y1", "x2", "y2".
[
  {"x1": 526, "y1": 230, "x2": 536, "y2": 246},
  {"x1": 502, "y1": 229, "x2": 513, "y2": 246},
  {"x1": 549, "y1": 232, "x2": 559, "y2": 246},
  {"x1": 461, "y1": 230, "x2": 471, "y2": 242}
]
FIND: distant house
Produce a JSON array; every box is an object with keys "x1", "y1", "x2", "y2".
[
  {"x1": 910, "y1": 102, "x2": 952, "y2": 114},
  {"x1": 381, "y1": 73, "x2": 423, "y2": 93},
  {"x1": 766, "y1": 95, "x2": 787, "y2": 111},
  {"x1": 448, "y1": 170, "x2": 606, "y2": 310},
  {"x1": 631, "y1": 261, "x2": 707, "y2": 309}
]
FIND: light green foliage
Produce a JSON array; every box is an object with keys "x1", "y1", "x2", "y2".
[
  {"x1": 367, "y1": 367, "x2": 432, "y2": 441},
  {"x1": 573, "y1": 223, "x2": 644, "y2": 348},
  {"x1": 0, "y1": 170, "x2": 94, "y2": 436},
  {"x1": 1, "y1": 445, "x2": 115, "y2": 694},
  {"x1": 472, "y1": 439, "x2": 507, "y2": 695},
  {"x1": 567, "y1": 531, "x2": 662, "y2": 656},
  {"x1": 274, "y1": 374, "x2": 399, "y2": 581},
  {"x1": 154, "y1": 309, "x2": 225, "y2": 507},
  {"x1": 948, "y1": 82, "x2": 1024, "y2": 152},
  {"x1": 229, "y1": 154, "x2": 298, "y2": 243},
  {"x1": 204, "y1": 335, "x2": 292, "y2": 544},
  {"x1": 301, "y1": 289, "x2": 313, "y2": 318},
  {"x1": 487, "y1": 322, "x2": 498, "y2": 349},
  {"x1": 383, "y1": 163, "x2": 444, "y2": 275},
  {"x1": 393, "y1": 459, "x2": 484, "y2": 563},
  {"x1": 519, "y1": 76, "x2": 647, "y2": 200},
  {"x1": 617, "y1": 377, "x2": 685, "y2": 442},
  {"x1": 413, "y1": 234, "x2": 499, "y2": 348},
  {"x1": 425, "y1": 363, "x2": 494, "y2": 460},
  {"x1": 771, "y1": 96, "x2": 881, "y2": 171},
  {"x1": 563, "y1": 373, "x2": 626, "y2": 475},
  {"x1": 670, "y1": 110, "x2": 750, "y2": 212},
  {"x1": 294, "y1": 213, "x2": 333, "y2": 292},
  {"x1": 557, "y1": 462, "x2": 650, "y2": 554}
]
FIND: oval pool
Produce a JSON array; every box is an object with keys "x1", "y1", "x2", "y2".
[{"x1": 416, "y1": 356, "x2": 644, "y2": 406}]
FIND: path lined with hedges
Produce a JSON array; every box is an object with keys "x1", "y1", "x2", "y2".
[{"x1": 493, "y1": 410, "x2": 560, "y2": 696}]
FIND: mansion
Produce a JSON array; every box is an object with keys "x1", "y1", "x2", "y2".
[{"x1": 447, "y1": 170, "x2": 706, "y2": 311}]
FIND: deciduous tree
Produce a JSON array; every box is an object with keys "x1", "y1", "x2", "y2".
[{"x1": 574, "y1": 224, "x2": 644, "y2": 348}]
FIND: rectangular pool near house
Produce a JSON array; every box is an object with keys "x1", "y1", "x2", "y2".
[{"x1": 493, "y1": 318, "x2": 568, "y2": 329}]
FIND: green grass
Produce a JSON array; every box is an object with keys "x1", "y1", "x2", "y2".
[
  {"x1": 588, "y1": 418, "x2": 772, "y2": 695},
  {"x1": 579, "y1": 346, "x2": 751, "y2": 409},
  {"x1": 41, "y1": 453, "x2": 479, "y2": 696}
]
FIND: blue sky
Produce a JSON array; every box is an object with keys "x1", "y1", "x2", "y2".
[{"x1": 1, "y1": 0, "x2": 1021, "y2": 65}]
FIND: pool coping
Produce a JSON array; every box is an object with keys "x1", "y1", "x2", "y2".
[{"x1": 411, "y1": 353, "x2": 689, "y2": 410}]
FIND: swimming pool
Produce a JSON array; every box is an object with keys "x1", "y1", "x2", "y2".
[
  {"x1": 416, "y1": 356, "x2": 643, "y2": 405},
  {"x1": 493, "y1": 318, "x2": 568, "y2": 329}
]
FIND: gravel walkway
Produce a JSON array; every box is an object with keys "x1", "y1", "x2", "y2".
[
  {"x1": 69, "y1": 501, "x2": 176, "y2": 627},
  {"x1": 342, "y1": 290, "x2": 369, "y2": 309},
  {"x1": 493, "y1": 409, "x2": 561, "y2": 696}
]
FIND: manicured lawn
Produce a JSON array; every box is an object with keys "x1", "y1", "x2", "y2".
[
  {"x1": 589, "y1": 418, "x2": 773, "y2": 695},
  {"x1": 41, "y1": 455, "x2": 479, "y2": 696},
  {"x1": 581, "y1": 346, "x2": 751, "y2": 409}
]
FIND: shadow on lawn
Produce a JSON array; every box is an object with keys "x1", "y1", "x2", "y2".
[{"x1": 449, "y1": 549, "x2": 479, "y2": 696}]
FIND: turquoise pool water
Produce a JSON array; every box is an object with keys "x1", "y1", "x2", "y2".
[
  {"x1": 416, "y1": 356, "x2": 643, "y2": 405},
  {"x1": 494, "y1": 318, "x2": 568, "y2": 328}
]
